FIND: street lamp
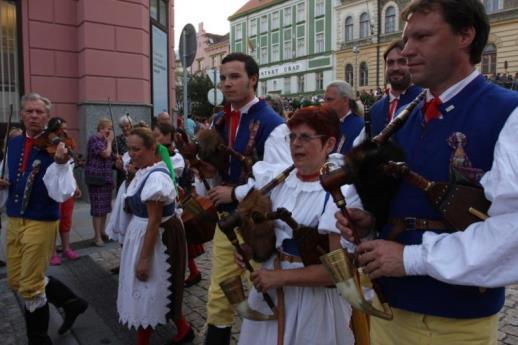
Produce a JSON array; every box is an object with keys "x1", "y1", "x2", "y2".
[{"x1": 352, "y1": 46, "x2": 360, "y2": 94}]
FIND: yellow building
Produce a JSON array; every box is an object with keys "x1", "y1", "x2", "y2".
[{"x1": 334, "y1": 0, "x2": 518, "y2": 92}]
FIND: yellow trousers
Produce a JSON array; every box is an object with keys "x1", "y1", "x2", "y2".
[
  {"x1": 206, "y1": 226, "x2": 258, "y2": 326},
  {"x1": 6, "y1": 218, "x2": 58, "y2": 300},
  {"x1": 371, "y1": 307, "x2": 498, "y2": 345}
]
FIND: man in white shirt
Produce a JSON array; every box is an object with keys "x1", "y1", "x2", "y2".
[{"x1": 335, "y1": 1, "x2": 518, "y2": 344}]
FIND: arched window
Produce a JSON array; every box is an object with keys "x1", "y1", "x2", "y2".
[
  {"x1": 385, "y1": 6, "x2": 396, "y2": 33},
  {"x1": 345, "y1": 64, "x2": 354, "y2": 86},
  {"x1": 481, "y1": 43, "x2": 497, "y2": 75},
  {"x1": 359, "y1": 62, "x2": 368, "y2": 86},
  {"x1": 359, "y1": 13, "x2": 369, "y2": 39},
  {"x1": 345, "y1": 16, "x2": 353, "y2": 42}
]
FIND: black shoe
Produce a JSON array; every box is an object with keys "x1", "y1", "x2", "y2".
[
  {"x1": 204, "y1": 325, "x2": 231, "y2": 345},
  {"x1": 58, "y1": 298, "x2": 89, "y2": 335},
  {"x1": 25, "y1": 304, "x2": 52, "y2": 345},
  {"x1": 184, "y1": 273, "x2": 201, "y2": 288},
  {"x1": 169, "y1": 327, "x2": 195, "y2": 344},
  {"x1": 0, "y1": 260, "x2": 5, "y2": 267},
  {"x1": 110, "y1": 266, "x2": 120, "y2": 275}
]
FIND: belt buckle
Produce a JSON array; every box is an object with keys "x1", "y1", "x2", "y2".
[{"x1": 404, "y1": 217, "x2": 417, "y2": 231}]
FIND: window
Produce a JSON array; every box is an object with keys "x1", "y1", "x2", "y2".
[
  {"x1": 315, "y1": 33, "x2": 324, "y2": 53},
  {"x1": 235, "y1": 24, "x2": 242, "y2": 40},
  {"x1": 0, "y1": 0, "x2": 20, "y2": 122},
  {"x1": 315, "y1": 0, "x2": 325, "y2": 17},
  {"x1": 260, "y1": 82, "x2": 267, "y2": 96},
  {"x1": 284, "y1": 40, "x2": 293, "y2": 59},
  {"x1": 360, "y1": 12, "x2": 370, "y2": 39},
  {"x1": 481, "y1": 43, "x2": 497, "y2": 75},
  {"x1": 484, "y1": 0, "x2": 502, "y2": 13},
  {"x1": 345, "y1": 64, "x2": 354, "y2": 86},
  {"x1": 284, "y1": 77, "x2": 291, "y2": 93},
  {"x1": 260, "y1": 47, "x2": 268, "y2": 64},
  {"x1": 297, "y1": 37, "x2": 305, "y2": 57},
  {"x1": 284, "y1": 7, "x2": 292, "y2": 26},
  {"x1": 385, "y1": 6, "x2": 396, "y2": 33},
  {"x1": 316, "y1": 72, "x2": 324, "y2": 90},
  {"x1": 250, "y1": 18, "x2": 257, "y2": 36},
  {"x1": 248, "y1": 39, "x2": 257, "y2": 57},
  {"x1": 150, "y1": 0, "x2": 168, "y2": 27},
  {"x1": 272, "y1": 12, "x2": 280, "y2": 29},
  {"x1": 360, "y1": 62, "x2": 368, "y2": 86},
  {"x1": 345, "y1": 16, "x2": 353, "y2": 42},
  {"x1": 296, "y1": 3, "x2": 305, "y2": 22},
  {"x1": 297, "y1": 75, "x2": 305, "y2": 93},
  {"x1": 260, "y1": 16, "x2": 268, "y2": 33},
  {"x1": 272, "y1": 44, "x2": 280, "y2": 62}
]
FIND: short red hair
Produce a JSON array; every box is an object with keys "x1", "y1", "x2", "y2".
[{"x1": 287, "y1": 106, "x2": 340, "y2": 143}]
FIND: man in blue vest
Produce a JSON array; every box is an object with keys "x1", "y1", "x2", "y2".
[
  {"x1": 335, "y1": 0, "x2": 518, "y2": 344},
  {"x1": 324, "y1": 81, "x2": 364, "y2": 154},
  {"x1": 0, "y1": 93, "x2": 88, "y2": 345},
  {"x1": 369, "y1": 40, "x2": 422, "y2": 135},
  {"x1": 203, "y1": 53, "x2": 291, "y2": 345}
]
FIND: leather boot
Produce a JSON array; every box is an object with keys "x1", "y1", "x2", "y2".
[
  {"x1": 45, "y1": 276, "x2": 88, "y2": 334},
  {"x1": 24, "y1": 303, "x2": 52, "y2": 345},
  {"x1": 203, "y1": 324, "x2": 231, "y2": 345}
]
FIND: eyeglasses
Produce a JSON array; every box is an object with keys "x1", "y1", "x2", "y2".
[{"x1": 286, "y1": 133, "x2": 326, "y2": 144}]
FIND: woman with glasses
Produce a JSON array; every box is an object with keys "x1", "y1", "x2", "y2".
[{"x1": 235, "y1": 106, "x2": 355, "y2": 345}]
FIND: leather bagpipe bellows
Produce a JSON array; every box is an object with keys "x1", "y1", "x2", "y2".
[
  {"x1": 196, "y1": 129, "x2": 230, "y2": 175},
  {"x1": 345, "y1": 138, "x2": 405, "y2": 233}
]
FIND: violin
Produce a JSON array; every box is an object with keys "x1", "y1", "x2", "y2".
[{"x1": 33, "y1": 118, "x2": 85, "y2": 167}]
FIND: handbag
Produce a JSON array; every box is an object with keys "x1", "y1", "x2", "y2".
[{"x1": 85, "y1": 175, "x2": 106, "y2": 186}]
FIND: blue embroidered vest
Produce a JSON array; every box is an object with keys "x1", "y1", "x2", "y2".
[
  {"x1": 370, "y1": 85, "x2": 423, "y2": 136},
  {"x1": 214, "y1": 100, "x2": 284, "y2": 185},
  {"x1": 6, "y1": 135, "x2": 59, "y2": 220},
  {"x1": 379, "y1": 75, "x2": 518, "y2": 318},
  {"x1": 126, "y1": 168, "x2": 175, "y2": 218},
  {"x1": 335, "y1": 113, "x2": 364, "y2": 154}
]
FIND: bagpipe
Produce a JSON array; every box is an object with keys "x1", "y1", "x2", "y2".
[{"x1": 318, "y1": 88, "x2": 492, "y2": 325}]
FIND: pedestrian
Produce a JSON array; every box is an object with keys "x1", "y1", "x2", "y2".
[
  {"x1": 84, "y1": 117, "x2": 115, "y2": 247},
  {"x1": 204, "y1": 52, "x2": 291, "y2": 345},
  {"x1": 336, "y1": 1, "x2": 518, "y2": 343},
  {"x1": 0, "y1": 93, "x2": 88, "y2": 344},
  {"x1": 113, "y1": 114, "x2": 133, "y2": 188}
]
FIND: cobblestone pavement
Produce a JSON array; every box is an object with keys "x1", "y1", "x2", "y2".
[{"x1": 2, "y1": 238, "x2": 518, "y2": 344}]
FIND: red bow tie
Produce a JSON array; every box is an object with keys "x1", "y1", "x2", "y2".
[{"x1": 423, "y1": 97, "x2": 442, "y2": 123}]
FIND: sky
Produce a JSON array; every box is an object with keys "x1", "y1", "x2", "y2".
[{"x1": 174, "y1": 0, "x2": 245, "y2": 49}]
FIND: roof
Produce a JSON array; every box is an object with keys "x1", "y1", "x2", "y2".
[
  {"x1": 229, "y1": 0, "x2": 285, "y2": 20},
  {"x1": 206, "y1": 33, "x2": 229, "y2": 45}
]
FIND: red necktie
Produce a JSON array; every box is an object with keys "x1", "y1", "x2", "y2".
[
  {"x1": 21, "y1": 137, "x2": 34, "y2": 172},
  {"x1": 424, "y1": 97, "x2": 442, "y2": 123},
  {"x1": 388, "y1": 98, "x2": 399, "y2": 122},
  {"x1": 228, "y1": 110, "x2": 240, "y2": 146}
]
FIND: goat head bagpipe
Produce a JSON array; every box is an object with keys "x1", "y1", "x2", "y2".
[
  {"x1": 318, "y1": 90, "x2": 427, "y2": 321},
  {"x1": 251, "y1": 207, "x2": 330, "y2": 267},
  {"x1": 218, "y1": 164, "x2": 295, "y2": 321}
]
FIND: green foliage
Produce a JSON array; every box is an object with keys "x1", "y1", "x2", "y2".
[{"x1": 176, "y1": 73, "x2": 215, "y2": 118}]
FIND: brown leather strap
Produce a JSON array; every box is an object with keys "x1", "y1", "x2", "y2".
[{"x1": 387, "y1": 217, "x2": 449, "y2": 241}]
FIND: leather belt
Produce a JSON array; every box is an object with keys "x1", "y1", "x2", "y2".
[
  {"x1": 387, "y1": 217, "x2": 449, "y2": 240},
  {"x1": 278, "y1": 252, "x2": 303, "y2": 263}
]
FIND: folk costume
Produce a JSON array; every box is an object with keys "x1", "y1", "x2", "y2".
[
  {"x1": 334, "y1": 111, "x2": 364, "y2": 155},
  {"x1": 206, "y1": 97, "x2": 291, "y2": 341},
  {"x1": 116, "y1": 161, "x2": 177, "y2": 329},
  {"x1": 236, "y1": 162, "x2": 354, "y2": 345},
  {"x1": 1, "y1": 134, "x2": 85, "y2": 344},
  {"x1": 339, "y1": 71, "x2": 518, "y2": 344},
  {"x1": 369, "y1": 85, "x2": 423, "y2": 136}
]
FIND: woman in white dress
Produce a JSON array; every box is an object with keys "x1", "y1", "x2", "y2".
[
  {"x1": 115, "y1": 127, "x2": 177, "y2": 345},
  {"x1": 236, "y1": 106, "x2": 355, "y2": 345}
]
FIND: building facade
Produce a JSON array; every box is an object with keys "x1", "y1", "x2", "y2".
[
  {"x1": 0, "y1": 0, "x2": 176, "y2": 150},
  {"x1": 334, "y1": 0, "x2": 518, "y2": 92},
  {"x1": 190, "y1": 22, "x2": 229, "y2": 75},
  {"x1": 229, "y1": 0, "x2": 336, "y2": 97}
]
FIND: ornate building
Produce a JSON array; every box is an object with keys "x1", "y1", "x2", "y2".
[{"x1": 334, "y1": 0, "x2": 518, "y2": 91}]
